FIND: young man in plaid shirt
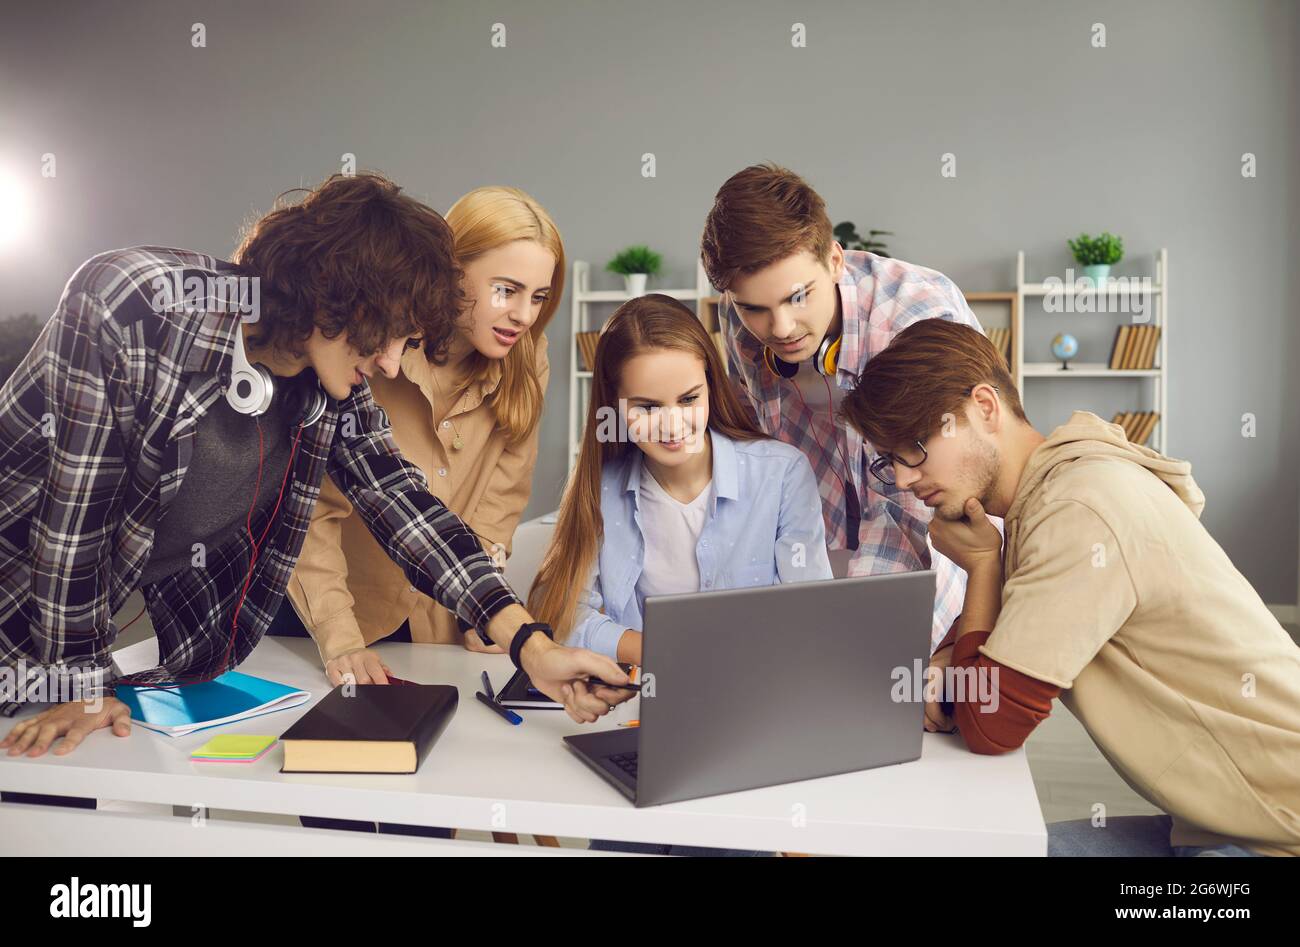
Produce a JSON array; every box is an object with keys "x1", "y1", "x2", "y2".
[
  {"x1": 0, "y1": 172, "x2": 627, "y2": 758},
  {"x1": 701, "y1": 164, "x2": 986, "y2": 649}
]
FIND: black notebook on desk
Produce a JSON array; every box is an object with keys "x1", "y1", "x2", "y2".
[
  {"x1": 279, "y1": 684, "x2": 458, "y2": 774},
  {"x1": 494, "y1": 663, "x2": 637, "y2": 710},
  {"x1": 495, "y1": 667, "x2": 563, "y2": 709}
]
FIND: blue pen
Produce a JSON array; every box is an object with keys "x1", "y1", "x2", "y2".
[
  {"x1": 478, "y1": 670, "x2": 522, "y2": 723},
  {"x1": 476, "y1": 690, "x2": 522, "y2": 725}
]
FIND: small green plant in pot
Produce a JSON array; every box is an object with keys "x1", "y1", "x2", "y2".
[
  {"x1": 1067, "y1": 232, "x2": 1124, "y2": 284},
  {"x1": 833, "y1": 221, "x2": 893, "y2": 258},
  {"x1": 606, "y1": 245, "x2": 662, "y2": 297}
]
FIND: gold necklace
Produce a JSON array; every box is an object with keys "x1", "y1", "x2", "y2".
[{"x1": 431, "y1": 364, "x2": 465, "y2": 450}]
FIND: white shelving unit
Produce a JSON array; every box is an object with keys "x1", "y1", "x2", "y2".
[
  {"x1": 1014, "y1": 248, "x2": 1169, "y2": 454},
  {"x1": 567, "y1": 259, "x2": 718, "y2": 476}
]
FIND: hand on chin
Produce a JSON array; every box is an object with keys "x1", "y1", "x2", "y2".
[{"x1": 926, "y1": 497, "x2": 1002, "y2": 569}]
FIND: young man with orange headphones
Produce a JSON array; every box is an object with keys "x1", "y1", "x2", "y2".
[{"x1": 701, "y1": 163, "x2": 986, "y2": 649}]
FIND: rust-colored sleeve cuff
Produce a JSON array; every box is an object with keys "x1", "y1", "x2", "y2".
[{"x1": 950, "y1": 631, "x2": 1062, "y2": 755}]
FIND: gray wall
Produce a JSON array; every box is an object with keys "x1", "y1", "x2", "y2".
[{"x1": 1, "y1": 0, "x2": 1296, "y2": 604}]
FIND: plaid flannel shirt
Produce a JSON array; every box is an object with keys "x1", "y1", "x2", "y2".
[
  {"x1": 0, "y1": 246, "x2": 520, "y2": 700},
  {"x1": 721, "y1": 249, "x2": 986, "y2": 650}
]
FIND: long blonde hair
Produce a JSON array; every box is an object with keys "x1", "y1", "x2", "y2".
[
  {"x1": 444, "y1": 186, "x2": 565, "y2": 442},
  {"x1": 527, "y1": 294, "x2": 769, "y2": 641}
]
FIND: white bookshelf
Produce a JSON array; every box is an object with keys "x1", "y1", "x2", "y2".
[
  {"x1": 1014, "y1": 248, "x2": 1169, "y2": 454},
  {"x1": 1020, "y1": 363, "x2": 1161, "y2": 378},
  {"x1": 567, "y1": 259, "x2": 719, "y2": 476}
]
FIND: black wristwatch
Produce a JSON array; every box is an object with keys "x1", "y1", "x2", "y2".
[{"x1": 509, "y1": 621, "x2": 554, "y2": 671}]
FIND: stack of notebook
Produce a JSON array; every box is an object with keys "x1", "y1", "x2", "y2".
[{"x1": 115, "y1": 671, "x2": 311, "y2": 736}]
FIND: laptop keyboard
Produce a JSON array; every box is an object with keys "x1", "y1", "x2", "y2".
[{"x1": 607, "y1": 751, "x2": 639, "y2": 779}]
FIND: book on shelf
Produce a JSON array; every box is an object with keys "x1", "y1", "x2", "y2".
[
  {"x1": 1108, "y1": 323, "x2": 1162, "y2": 370},
  {"x1": 1137, "y1": 324, "x2": 1161, "y2": 369},
  {"x1": 986, "y1": 327, "x2": 1012, "y2": 370},
  {"x1": 1108, "y1": 326, "x2": 1130, "y2": 370},
  {"x1": 1136, "y1": 410, "x2": 1161, "y2": 445},
  {"x1": 576, "y1": 330, "x2": 600, "y2": 372},
  {"x1": 1120, "y1": 324, "x2": 1144, "y2": 369},
  {"x1": 1121, "y1": 326, "x2": 1137, "y2": 369},
  {"x1": 1111, "y1": 410, "x2": 1160, "y2": 446},
  {"x1": 1133, "y1": 412, "x2": 1148, "y2": 442},
  {"x1": 1129, "y1": 325, "x2": 1147, "y2": 369}
]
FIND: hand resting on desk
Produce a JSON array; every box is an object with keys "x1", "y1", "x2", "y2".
[{"x1": 2, "y1": 696, "x2": 132, "y2": 758}]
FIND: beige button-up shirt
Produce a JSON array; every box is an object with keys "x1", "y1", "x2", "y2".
[{"x1": 286, "y1": 334, "x2": 549, "y2": 663}]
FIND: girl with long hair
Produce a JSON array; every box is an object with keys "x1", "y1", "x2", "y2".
[{"x1": 528, "y1": 294, "x2": 832, "y2": 664}]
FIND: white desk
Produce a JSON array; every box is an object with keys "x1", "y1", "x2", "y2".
[{"x1": 0, "y1": 636, "x2": 1047, "y2": 856}]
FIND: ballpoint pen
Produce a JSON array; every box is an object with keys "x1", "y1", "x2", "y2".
[
  {"x1": 477, "y1": 670, "x2": 522, "y2": 725},
  {"x1": 476, "y1": 691, "x2": 523, "y2": 725}
]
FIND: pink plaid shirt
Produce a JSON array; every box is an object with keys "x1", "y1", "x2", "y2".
[{"x1": 721, "y1": 250, "x2": 986, "y2": 651}]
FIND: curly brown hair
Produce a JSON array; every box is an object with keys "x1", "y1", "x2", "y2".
[{"x1": 232, "y1": 171, "x2": 466, "y2": 359}]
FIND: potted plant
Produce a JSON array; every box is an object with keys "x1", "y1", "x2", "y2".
[
  {"x1": 833, "y1": 221, "x2": 892, "y2": 257},
  {"x1": 1067, "y1": 232, "x2": 1124, "y2": 284},
  {"x1": 606, "y1": 245, "x2": 662, "y2": 297}
]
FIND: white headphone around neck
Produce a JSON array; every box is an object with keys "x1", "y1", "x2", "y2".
[{"x1": 225, "y1": 322, "x2": 327, "y2": 427}]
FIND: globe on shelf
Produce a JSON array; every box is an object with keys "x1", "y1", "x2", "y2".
[{"x1": 1051, "y1": 333, "x2": 1079, "y2": 370}]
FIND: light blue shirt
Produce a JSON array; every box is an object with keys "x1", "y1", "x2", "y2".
[{"x1": 569, "y1": 430, "x2": 834, "y2": 657}]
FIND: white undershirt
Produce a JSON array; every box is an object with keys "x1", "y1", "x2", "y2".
[{"x1": 635, "y1": 467, "x2": 712, "y2": 600}]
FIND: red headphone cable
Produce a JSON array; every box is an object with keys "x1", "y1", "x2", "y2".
[{"x1": 116, "y1": 419, "x2": 305, "y2": 692}]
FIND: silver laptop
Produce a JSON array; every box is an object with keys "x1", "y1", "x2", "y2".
[{"x1": 563, "y1": 570, "x2": 937, "y2": 807}]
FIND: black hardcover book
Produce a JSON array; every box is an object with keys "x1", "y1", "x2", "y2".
[{"x1": 279, "y1": 684, "x2": 458, "y2": 774}]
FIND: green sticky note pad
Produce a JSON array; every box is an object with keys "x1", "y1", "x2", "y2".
[{"x1": 191, "y1": 734, "x2": 277, "y2": 760}]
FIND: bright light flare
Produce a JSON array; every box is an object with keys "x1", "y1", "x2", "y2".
[{"x1": 0, "y1": 167, "x2": 33, "y2": 251}]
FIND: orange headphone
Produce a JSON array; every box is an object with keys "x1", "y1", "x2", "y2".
[{"x1": 762, "y1": 333, "x2": 841, "y2": 380}]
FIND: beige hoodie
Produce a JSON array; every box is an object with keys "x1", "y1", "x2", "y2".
[{"x1": 982, "y1": 410, "x2": 1300, "y2": 856}]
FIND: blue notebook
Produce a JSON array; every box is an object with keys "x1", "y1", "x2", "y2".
[{"x1": 116, "y1": 671, "x2": 311, "y2": 737}]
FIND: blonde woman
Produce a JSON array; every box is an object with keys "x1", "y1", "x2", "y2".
[{"x1": 272, "y1": 186, "x2": 560, "y2": 681}]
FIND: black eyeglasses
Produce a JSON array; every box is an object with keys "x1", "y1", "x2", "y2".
[{"x1": 869, "y1": 441, "x2": 926, "y2": 486}]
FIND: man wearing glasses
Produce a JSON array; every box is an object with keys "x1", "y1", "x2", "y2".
[
  {"x1": 840, "y1": 317, "x2": 1300, "y2": 856},
  {"x1": 702, "y1": 164, "x2": 987, "y2": 649}
]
